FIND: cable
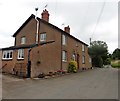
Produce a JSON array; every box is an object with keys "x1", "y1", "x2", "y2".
[{"x1": 91, "y1": 1, "x2": 106, "y2": 40}]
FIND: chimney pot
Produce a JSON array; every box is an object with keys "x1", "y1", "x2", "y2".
[
  {"x1": 41, "y1": 9, "x2": 49, "y2": 22},
  {"x1": 64, "y1": 25, "x2": 70, "y2": 34}
]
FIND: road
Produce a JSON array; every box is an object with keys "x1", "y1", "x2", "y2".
[{"x1": 2, "y1": 67, "x2": 118, "y2": 99}]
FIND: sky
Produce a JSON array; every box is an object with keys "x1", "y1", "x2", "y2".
[{"x1": 0, "y1": 0, "x2": 118, "y2": 53}]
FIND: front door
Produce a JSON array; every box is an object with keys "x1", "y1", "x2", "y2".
[
  {"x1": 27, "y1": 61, "x2": 31, "y2": 78},
  {"x1": 77, "y1": 54, "x2": 79, "y2": 70}
]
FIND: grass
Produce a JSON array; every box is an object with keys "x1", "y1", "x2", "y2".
[{"x1": 111, "y1": 60, "x2": 120, "y2": 68}]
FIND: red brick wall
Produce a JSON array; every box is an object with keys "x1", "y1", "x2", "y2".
[
  {"x1": 62, "y1": 36, "x2": 92, "y2": 71},
  {"x1": 2, "y1": 49, "x2": 28, "y2": 74},
  {"x1": 30, "y1": 21, "x2": 62, "y2": 77},
  {"x1": 1, "y1": 17, "x2": 92, "y2": 77},
  {"x1": 15, "y1": 18, "x2": 36, "y2": 46}
]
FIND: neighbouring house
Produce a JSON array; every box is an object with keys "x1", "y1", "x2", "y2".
[{"x1": 1, "y1": 9, "x2": 92, "y2": 77}]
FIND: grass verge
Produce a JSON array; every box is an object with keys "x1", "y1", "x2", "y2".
[{"x1": 111, "y1": 60, "x2": 120, "y2": 68}]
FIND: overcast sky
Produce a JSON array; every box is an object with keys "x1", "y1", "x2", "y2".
[{"x1": 0, "y1": 0, "x2": 118, "y2": 53}]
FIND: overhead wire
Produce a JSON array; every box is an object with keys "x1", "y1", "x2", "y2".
[{"x1": 91, "y1": 1, "x2": 106, "y2": 42}]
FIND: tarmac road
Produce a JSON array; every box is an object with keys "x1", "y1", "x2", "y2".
[{"x1": 2, "y1": 67, "x2": 118, "y2": 99}]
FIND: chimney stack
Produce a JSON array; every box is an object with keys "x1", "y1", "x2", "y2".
[
  {"x1": 41, "y1": 9, "x2": 49, "y2": 22},
  {"x1": 64, "y1": 25, "x2": 70, "y2": 34}
]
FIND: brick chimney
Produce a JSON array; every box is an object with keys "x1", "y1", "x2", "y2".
[
  {"x1": 41, "y1": 9, "x2": 49, "y2": 22},
  {"x1": 64, "y1": 25, "x2": 70, "y2": 34}
]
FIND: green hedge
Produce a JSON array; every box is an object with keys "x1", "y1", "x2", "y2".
[
  {"x1": 111, "y1": 60, "x2": 120, "y2": 68},
  {"x1": 111, "y1": 64, "x2": 120, "y2": 68}
]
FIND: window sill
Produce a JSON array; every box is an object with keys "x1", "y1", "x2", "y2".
[
  {"x1": 62, "y1": 60, "x2": 67, "y2": 63},
  {"x1": 17, "y1": 58, "x2": 24, "y2": 60},
  {"x1": 2, "y1": 58, "x2": 13, "y2": 61},
  {"x1": 82, "y1": 63, "x2": 85, "y2": 64}
]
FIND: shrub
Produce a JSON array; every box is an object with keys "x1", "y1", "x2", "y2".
[
  {"x1": 67, "y1": 61, "x2": 78, "y2": 73},
  {"x1": 57, "y1": 70, "x2": 66, "y2": 74},
  {"x1": 111, "y1": 60, "x2": 120, "y2": 68},
  {"x1": 38, "y1": 72, "x2": 45, "y2": 78},
  {"x1": 92, "y1": 57, "x2": 103, "y2": 68}
]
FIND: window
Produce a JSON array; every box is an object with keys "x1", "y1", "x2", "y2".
[
  {"x1": 62, "y1": 34, "x2": 67, "y2": 45},
  {"x1": 21, "y1": 36, "x2": 26, "y2": 44},
  {"x1": 82, "y1": 44, "x2": 85, "y2": 52},
  {"x1": 82, "y1": 55, "x2": 85, "y2": 64},
  {"x1": 18, "y1": 49, "x2": 24, "y2": 59},
  {"x1": 89, "y1": 58, "x2": 92, "y2": 63},
  {"x1": 72, "y1": 53, "x2": 76, "y2": 61},
  {"x1": 62, "y1": 51, "x2": 67, "y2": 62},
  {"x1": 2, "y1": 50, "x2": 13, "y2": 60},
  {"x1": 40, "y1": 33, "x2": 46, "y2": 42}
]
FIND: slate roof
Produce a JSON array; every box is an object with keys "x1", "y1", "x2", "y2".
[{"x1": 13, "y1": 14, "x2": 88, "y2": 46}]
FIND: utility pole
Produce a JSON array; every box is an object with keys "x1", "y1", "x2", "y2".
[{"x1": 90, "y1": 38, "x2": 92, "y2": 46}]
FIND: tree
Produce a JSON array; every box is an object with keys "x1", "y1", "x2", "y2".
[
  {"x1": 88, "y1": 41, "x2": 109, "y2": 67},
  {"x1": 112, "y1": 48, "x2": 120, "y2": 60}
]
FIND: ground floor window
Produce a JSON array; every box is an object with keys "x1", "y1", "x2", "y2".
[
  {"x1": 72, "y1": 53, "x2": 76, "y2": 61},
  {"x1": 62, "y1": 51, "x2": 67, "y2": 62},
  {"x1": 2, "y1": 50, "x2": 13, "y2": 60},
  {"x1": 18, "y1": 49, "x2": 24, "y2": 59},
  {"x1": 89, "y1": 57, "x2": 92, "y2": 63},
  {"x1": 82, "y1": 55, "x2": 85, "y2": 64}
]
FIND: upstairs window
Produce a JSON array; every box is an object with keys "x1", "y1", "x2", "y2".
[
  {"x1": 62, "y1": 51, "x2": 67, "y2": 62},
  {"x1": 2, "y1": 50, "x2": 13, "y2": 60},
  {"x1": 40, "y1": 33, "x2": 46, "y2": 42},
  {"x1": 62, "y1": 34, "x2": 67, "y2": 45},
  {"x1": 21, "y1": 36, "x2": 26, "y2": 44},
  {"x1": 82, "y1": 44, "x2": 85, "y2": 52},
  {"x1": 18, "y1": 49, "x2": 24, "y2": 59}
]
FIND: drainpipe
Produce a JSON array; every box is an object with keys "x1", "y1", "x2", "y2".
[
  {"x1": 35, "y1": 8, "x2": 39, "y2": 44},
  {"x1": 35, "y1": 19, "x2": 39, "y2": 44}
]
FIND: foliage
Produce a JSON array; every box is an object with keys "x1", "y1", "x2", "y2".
[
  {"x1": 38, "y1": 72, "x2": 45, "y2": 78},
  {"x1": 104, "y1": 58, "x2": 111, "y2": 65},
  {"x1": 88, "y1": 40, "x2": 109, "y2": 67},
  {"x1": 67, "y1": 61, "x2": 78, "y2": 73},
  {"x1": 57, "y1": 70, "x2": 66, "y2": 74},
  {"x1": 112, "y1": 48, "x2": 120, "y2": 60},
  {"x1": 111, "y1": 60, "x2": 120, "y2": 68},
  {"x1": 89, "y1": 41, "x2": 108, "y2": 57},
  {"x1": 92, "y1": 57, "x2": 103, "y2": 68}
]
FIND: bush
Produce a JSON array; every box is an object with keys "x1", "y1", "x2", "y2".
[
  {"x1": 57, "y1": 70, "x2": 66, "y2": 74},
  {"x1": 111, "y1": 60, "x2": 120, "y2": 68},
  {"x1": 92, "y1": 57, "x2": 103, "y2": 68},
  {"x1": 67, "y1": 61, "x2": 78, "y2": 73},
  {"x1": 38, "y1": 72, "x2": 45, "y2": 78},
  {"x1": 104, "y1": 58, "x2": 111, "y2": 65}
]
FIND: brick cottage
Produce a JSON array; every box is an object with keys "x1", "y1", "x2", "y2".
[{"x1": 1, "y1": 9, "x2": 92, "y2": 77}]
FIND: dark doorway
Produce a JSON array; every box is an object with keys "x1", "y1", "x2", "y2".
[
  {"x1": 27, "y1": 61, "x2": 31, "y2": 78},
  {"x1": 77, "y1": 54, "x2": 80, "y2": 70}
]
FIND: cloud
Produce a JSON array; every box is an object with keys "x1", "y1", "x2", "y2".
[
  {"x1": 85, "y1": 16, "x2": 118, "y2": 53},
  {"x1": 0, "y1": 0, "x2": 118, "y2": 53}
]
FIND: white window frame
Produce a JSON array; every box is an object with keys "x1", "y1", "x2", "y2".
[
  {"x1": 18, "y1": 49, "x2": 24, "y2": 59},
  {"x1": 82, "y1": 44, "x2": 85, "y2": 52},
  {"x1": 82, "y1": 55, "x2": 85, "y2": 64},
  {"x1": 72, "y1": 53, "x2": 76, "y2": 61},
  {"x1": 2, "y1": 50, "x2": 13, "y2": 60},
  {"x1": 40, "y1": 33, "x2": 46, "y2": 42},
  {"x1": 62, "y1": 51, "x2": 67, "y2": 62},
  {"x1": 89, "y1": 57, "x2": 92, "y2": 63},
  {"x1": 21, "y1": 36, "x2": 26, "y2": 44},
  {"x1": 62, "y1": 34, "x2": 67, "y2": 45}
]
